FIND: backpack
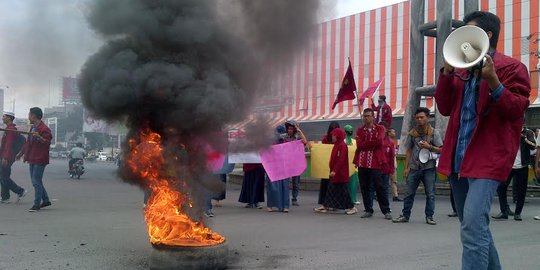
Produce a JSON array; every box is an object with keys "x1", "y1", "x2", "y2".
[{"x1": 12, "y1": 133, "x2": 26, "y2": 155}]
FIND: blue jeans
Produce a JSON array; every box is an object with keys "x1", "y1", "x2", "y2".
[
  {"x1": 402, "y1": 167, "x2": 436, "y2": 218},
  {"x1": 0, "y1": 161, "x2": 24, "y2": 200},
  {"x1": 29, "y1": 164, "x2": 49, "y2": 208},
  {"x1": 290, "y1": 175, "x2": 300, "y2": 201},
  {"x1": 450, "y1": 174, "x2": 501, "y2": 270}
]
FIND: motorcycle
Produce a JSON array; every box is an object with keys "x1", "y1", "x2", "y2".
[{"x1": 70, "y1": 159, "x2": 85, "y2": 179}]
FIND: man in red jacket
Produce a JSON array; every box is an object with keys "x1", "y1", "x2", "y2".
[
  {"x1": 0, "y1": 111, "x2": 27, "y2": 203},
  {"x1": 16, "y1": 107, "x2": 52, "y2": 212},
  {"x1": 371, "y1": 95, "x2": 393, "y2": 127},
  {"x1": 353, "y1": 108, "x2": 392, "y2": 219},
  {"x1": 435, "y1": 11, "x2": 530, "y2": 270}
]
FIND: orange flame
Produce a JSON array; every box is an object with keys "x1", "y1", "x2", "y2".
[{"x1": 127, "y1": 130, "x2": 225, "y2": 247}]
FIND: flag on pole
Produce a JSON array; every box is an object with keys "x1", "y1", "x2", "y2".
[
  {"x1": 332, "y1": 60, "x2": 357, "y2": 110},
  {"x1": 357, "y1": 78, "x2": 384, "y2": 106}
]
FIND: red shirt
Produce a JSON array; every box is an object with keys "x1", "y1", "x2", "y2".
[
  {"x1": 0, "y1": 123, "x2": 18, "y2": 162},
  {"x1": 23, "y1": 121, "x2": 52, "y2": 165},
  {"x1": 371, "y1": 102, "x2": 393, "y2": 126},
  {"x1": 353, "y1": 123, "x2": 385, "y2": 169},
  {"x1": 381, "y1": 136, "x2": 395, "y2": 175},
  {"x1": 435, "y1": 52, "x2": 530, "y2": 182}
]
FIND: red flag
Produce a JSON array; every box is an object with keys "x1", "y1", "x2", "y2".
[
  {"x1": 332, "y1": 60, "x2": 357, "y2": 110},
  {"x1": 357, "y1": 78, "x2": 384, "y2": 105}
]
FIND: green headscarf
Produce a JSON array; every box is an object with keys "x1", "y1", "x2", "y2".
[{"x1": 344, "y1": 125, "x2": 353, "y2": 145}]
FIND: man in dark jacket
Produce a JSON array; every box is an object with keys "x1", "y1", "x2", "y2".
[
  {"x1": 492, "y1": 126, "x2": 535, "y2": 221},
  {"x1": 16, "y1": 107, "x2": 52, "y2": 212},
  {"x1": 435, "y1": 11, "x2": 530, "y2": 270},
  {"x1": 0, "y1": 111, "x2": 26, "y2": 203}
]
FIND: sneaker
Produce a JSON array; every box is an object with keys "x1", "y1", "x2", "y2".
[
  {"x1": 314, "y1": 207, "x2": 327, "y2": 213},
  {"x1": 0, "y1": 199, "x2": 10, "y2": 204},
  {"x1": 345, "y1": 207, "x2": 358, "y2": 215},
  {"x1": 15, "y1": 189, "x2": 27, "y2": 203},
  {"x1": 255, "y1": 203, "x2": 263, "y2": 209},
  {"x1": 204, "y1": 210, "x2": 214, "y2": 218},
  {"x1": 426, "y1": 216, "x2": 437, "y2": 225},
  {"x1": 360, "y1": 212, "x2": 373, "y2": 218},
  {"x1": 292, "y1": 200, "x2": 299, "y2": 206},
  {"x1": 392, "y1": 197, "x2": 403, "y2": 202},
  {"x1": 40, "y1": 201, "x2": 52, "y2": 208},
  {"x1": 245, "y1": 204, "x2": 253, "y2": 208},
  {"x1": 392, "y1": 215, "x2": 409, "y2": 223},
  {"x1": 28, "y1": 206, "x2": 40, "y2": 212},
  {"x1": 514, "y1": 214, "x2": 522, "y2": 221},
  {"x1": 491, "y1": 212, "x2": 508, "y2": 220},
  {"x1": 448, "y1": 212, "x2": 458, "y2": 217},
  {"x1": 384, "y1": 213, "x2": 393, "y2": 220},
  {"x1": 534, "y1": 216, "x2": 540, "y2": 220},
  {"x1": 354, "y1": 201, "x2": 362, "y2": 205},
  {"x1": 282, "y1": 208, "x2": 289, "y2": 213}
]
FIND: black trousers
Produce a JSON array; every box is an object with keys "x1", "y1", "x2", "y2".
[
  {"x1": 358, "y1": 168, "x2": 390, "y2": 214},
  {"x1": 497, "y1": 167, "x2": 528, "y2": 215}
]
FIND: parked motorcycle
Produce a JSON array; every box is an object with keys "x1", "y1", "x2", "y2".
[{"x1": 70, "y1": 159, "x2": 85, "y2": 179}]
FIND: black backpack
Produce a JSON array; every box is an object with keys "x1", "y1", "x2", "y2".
[{"x1": 12, "y1": 133, "x2": 26, "y2": 155}]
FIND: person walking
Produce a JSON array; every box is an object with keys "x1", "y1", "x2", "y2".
[
  {"x1": 0, "y1": 111, "x2": 27, "y2": 204},
  {"x1": 435, "y1": 11, "x2": 531, "y2": 270},
  {"x1": 392, "y1": 107, "x2": 442, "y2": 225},
  {"x1": 16, "y1": 107, "x2": 53, "y2": 212}
]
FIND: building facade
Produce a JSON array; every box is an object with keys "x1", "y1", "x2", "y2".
[{"x1": 247, "y1": 0, "x2": 539, "y2": 138}]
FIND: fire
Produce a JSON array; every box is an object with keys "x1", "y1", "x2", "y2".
[{"x1": 127, "y1": 130, "x2": 225, "y2": 247}]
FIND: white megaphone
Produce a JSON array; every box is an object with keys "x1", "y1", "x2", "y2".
[
  {"x1": 443, "y1": 25, "x2": 490, "y2": 69},
  {"x1": 419, "y1": 148, "x2": 440, "y2": 164}
]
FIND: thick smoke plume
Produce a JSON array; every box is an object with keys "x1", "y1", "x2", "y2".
[{"x1": 79, "y1": 0, "x2": 320, "y2": 213}]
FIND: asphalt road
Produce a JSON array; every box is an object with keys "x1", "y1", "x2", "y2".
[{"x1": 1, "y1": 159, "x2": 539, "y2": 270}]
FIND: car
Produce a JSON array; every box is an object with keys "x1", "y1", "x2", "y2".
[{"x1": 97, "y1": 154, "x2": 108, "y2": 161}]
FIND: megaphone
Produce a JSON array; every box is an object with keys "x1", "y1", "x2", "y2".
[
  {"x1": 443, "y1": 25, "x2": 490, "y2": 69},
  {"x1": 419, "y1": 148, "x2": 440, "y2": 164}
]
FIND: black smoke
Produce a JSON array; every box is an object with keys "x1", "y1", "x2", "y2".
[{"x1": 78, "y1": 0, "x2": 320, "y2": 215}]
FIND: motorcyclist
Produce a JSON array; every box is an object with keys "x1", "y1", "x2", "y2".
[{"x1": 68, "y1": 143, "x2": 86, "y2": 174}]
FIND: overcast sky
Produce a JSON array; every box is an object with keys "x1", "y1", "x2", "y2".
[{"x1": 0, "y1": 0, "x2": 405, "y2": 118}]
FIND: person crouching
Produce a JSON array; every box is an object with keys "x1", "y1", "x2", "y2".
[{"x1": 314, "y1": 128, "x2": 357, "y2": 215}]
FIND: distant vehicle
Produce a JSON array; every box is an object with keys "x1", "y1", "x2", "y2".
[
  {"x1": 97, "y1": 154, "x2": 108, "y2": 161},
  {"x1": 69, "y1": 159, "x2": 85, "y2": 179}
]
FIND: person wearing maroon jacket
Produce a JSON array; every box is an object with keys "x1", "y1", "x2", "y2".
[
  {"x1": 314, "y1": 128, "x2": 356, "y2": 214},
  {"x1": 0, "y1": 112, "x2": 26, "y2": 203},
  {"x1": 353, "y1": 108, "x2": 392, "y2": 220},
  {"x1": 380, "y1": 125, "x2": 395, "y2": 203},
  {"x1": 435, "y1": 11, "x2": 530, "y2": 270},
  {"x1": 370, "y1": 95, "x2": 393, "y2": 127},
  {"x1": 16, "y1": 107, "x2": 52, "y2": 212},
  {"x1": 314, "y1": 121, "x2": 340, "y2": 209}
]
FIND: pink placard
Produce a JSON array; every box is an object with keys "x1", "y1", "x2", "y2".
[{"x1": 260, "y1": 140, "x2": 307, "y2": 182}]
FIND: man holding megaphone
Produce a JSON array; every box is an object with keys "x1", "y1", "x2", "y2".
[{"x1": 435, "y1": 11, "x2": 531, "y2": 270}]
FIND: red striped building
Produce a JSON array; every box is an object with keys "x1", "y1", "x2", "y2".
[{"x1": 241, "y1": 0, "x2": 540, "y2": 131}]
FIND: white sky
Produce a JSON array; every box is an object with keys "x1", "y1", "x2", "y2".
[{"x1": 0, "y1": 0, "x2": 406, "y2": 117}]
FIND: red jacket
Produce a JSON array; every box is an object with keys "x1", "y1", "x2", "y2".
[
  {"x1": 0, "y1": 123, "x2": 18, "y2": 162},
  {"x1": 434, "y1": 52, "x2": 530, "y2": 182},
  {"x1": 23, "y1": 121, "x2": 52, "y2": 165},
  {"x1": 353, "y1": 123, "x2": 385, "y2": 169},
  {"x1": 371, "y1": 102, "x2": 393, "y2": 126},
  {"x1": 381, "y1": 136, "x2": 395, "y2": 175},
  {"x1": 329, "y1": 128, "x2": 349, "y2": 183}
]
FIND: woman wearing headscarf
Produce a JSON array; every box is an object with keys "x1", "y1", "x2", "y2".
[
  {"x1": 314, "y1": 128, "x2": 356, "y2": 214},
  {"x1": 238, "y1": 163, "x2": 265, "y2": 208},
  {"x1": 314, "y1": 121, "x2": 340, "y2": 210},
  {"x1": 266, "y1": 124, "x2": 291, "y2": 212},
  {"x1": 344, "y1": 125, "x2": 360, "y2": 205}
]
